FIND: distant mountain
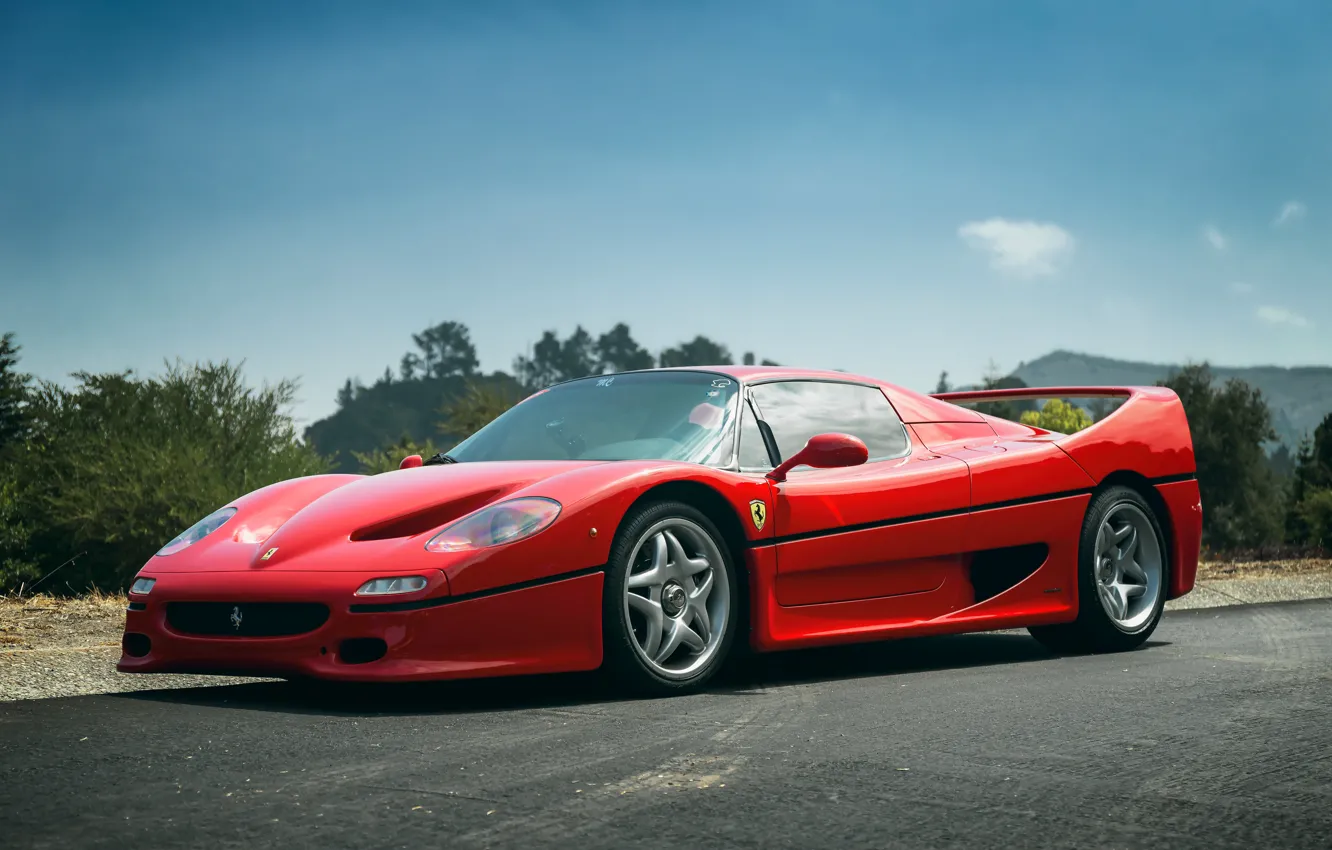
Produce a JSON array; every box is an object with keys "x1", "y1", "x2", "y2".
[{"x1": 1010, "y1": 350, "x2": 1332, "y2": 447}]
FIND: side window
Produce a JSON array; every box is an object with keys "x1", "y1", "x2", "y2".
[
  {"x1": 737, "y1": 398, "x2": 774, "y2": 472},
  {"x1": 750, "y1": 381, "x2": 909, "y2": 463}
]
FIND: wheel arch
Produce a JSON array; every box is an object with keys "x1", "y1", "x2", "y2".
[
  {"x1": 618, "y1": 480, "x2": 753, "y2": 632},
  {"x1": 1095, "y1": 470, "x2": 1175, "y2": 580}
]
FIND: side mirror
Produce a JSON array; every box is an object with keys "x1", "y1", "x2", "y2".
[
  {"x1": 399, "y1": 454, "x2": 423, "y2": 470},
  {"x1": 766, "y1": 433, "x2": 868, "y2": 483}
]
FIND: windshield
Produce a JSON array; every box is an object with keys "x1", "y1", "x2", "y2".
[{"x1": 446, "y1": 371, "x2": 740, "y2": 465}]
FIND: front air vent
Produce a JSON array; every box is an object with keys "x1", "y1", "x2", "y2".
[
  {"x1": 166, "y1": 602, "x2": 329, "y2": 637},
  {"x1": 338, "y1": 637, "x2": 387, "y2": 664}
]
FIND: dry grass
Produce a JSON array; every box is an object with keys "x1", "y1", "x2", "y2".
[
  {"x1": 0, "y1": 589, "x2": 128, "y2": 652},
  {"x1": 1196, "y1": 557, "x2": 1332, "y2": 581}
]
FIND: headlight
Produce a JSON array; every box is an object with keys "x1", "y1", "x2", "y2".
[
  {"x1": 355, "y1": 576, "x2": 429, "y2": 596},
  {"x1": 156, "y1": 507, "x2": 238, "y2": 556},
  {"x1": 425, "y1": 497, "x2": 561, "y2": 552},
  {"x1": 130, "y1": 577, "x2": 156, "y2": 595}
]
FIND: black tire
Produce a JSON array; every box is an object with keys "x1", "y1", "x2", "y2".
[
  {"x1": 1028, "y1": 485, "x2": 1169, "y2": 655},
  {"x1": 601, "y1": 500, "x2": 740, "y2": 696}
]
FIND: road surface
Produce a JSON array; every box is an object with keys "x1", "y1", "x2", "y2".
[{"x1": 4, "y1": 599, "x2": 1330, "y2": 849}]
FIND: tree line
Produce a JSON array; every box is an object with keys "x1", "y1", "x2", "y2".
[
  {"x1": 1, "y1": 326, "x2": 1328, "y2": 594},
  {"x1": 312, "y1": 321, "x2": 779, "y2": 474}
]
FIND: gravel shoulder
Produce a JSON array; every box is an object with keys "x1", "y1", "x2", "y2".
[{"x1": 4, "y1": 560, "x2": 1330, "y2": 703}]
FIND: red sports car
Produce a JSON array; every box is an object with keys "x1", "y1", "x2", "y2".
[{"x1": 119, "y1": 367, "x2": 1202, "y2": 695}]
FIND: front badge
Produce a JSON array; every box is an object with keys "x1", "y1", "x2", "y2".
[
  {"x1": 749, "y1": 499, "x2": 767, "y2": 531},
  {"x1": 230, "y1": 606, "x2": 243, "y2": 631}
]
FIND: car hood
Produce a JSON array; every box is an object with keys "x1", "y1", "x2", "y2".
[{"x1": 150, "y1": 461, "x2": 611, "y2": 572}]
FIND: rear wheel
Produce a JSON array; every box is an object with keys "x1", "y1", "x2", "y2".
[
  {"x1": 1029, "y1": 486, "x2": 1168, "y2": 654},
  {"x1": 601, "y1": 501, "x2": 739, "y2": 695}
]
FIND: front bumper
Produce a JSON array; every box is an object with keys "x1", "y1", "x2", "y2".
[{"x1": 118, "y1": 569, "x2": 605, "y2": 682}]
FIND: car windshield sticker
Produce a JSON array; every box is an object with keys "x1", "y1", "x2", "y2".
[
  {"x1": 596, "y1": 377, "x2": 614, "y2": 387},
  {"x1": 711, "y1": 378, "x2": 731, "y2": 388}
]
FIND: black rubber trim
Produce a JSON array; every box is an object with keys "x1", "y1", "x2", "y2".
[
  {"x1": 748, "y1": 472, "x2": 1197, "y2": 548},
  {"x1": 127, "y1": 602, "x2": 147, "y2": 611},
  {"x1": 349, "y1": 564, "x2": 606, "y2": 613},
  {"x1": 1149, "y1": 472, "x2": 1198, "y2": 486}
]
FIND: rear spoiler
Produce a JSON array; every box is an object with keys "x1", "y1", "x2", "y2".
[
  {"x1": 931, "y1": 385, "x2": 1195, "y2": 482},
  {"x1": 930, "y1": 386, "x2": 1136, "y2": 404}
]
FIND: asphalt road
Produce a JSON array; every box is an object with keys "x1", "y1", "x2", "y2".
[{"x1": 4, "y1": 600, "x2": 1331, "y2": 850}]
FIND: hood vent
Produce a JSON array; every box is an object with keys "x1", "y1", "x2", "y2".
[{"x1": 350, "y1": 488, "x2": 507, "y2": 541}]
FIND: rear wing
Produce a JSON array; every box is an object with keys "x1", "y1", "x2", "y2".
[
  {"x1": 930, "y1": 385, "x2": 1196, "y2": 483},
  {"x1": 930, "y1": 385, "x2": 1135, "y2": 404}
]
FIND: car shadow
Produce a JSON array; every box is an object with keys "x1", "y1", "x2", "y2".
[{"x1": 114, "y1": 632, "x2": 1171, "y2": 718}]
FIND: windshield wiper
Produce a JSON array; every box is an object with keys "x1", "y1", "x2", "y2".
[{"x1": 424, "y1": 453, "x2": 459, "y2": 466}]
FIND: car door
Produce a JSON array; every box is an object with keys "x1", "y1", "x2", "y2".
[{"x1": 747, "y1": 380, "x2": 974, "y2": 608}]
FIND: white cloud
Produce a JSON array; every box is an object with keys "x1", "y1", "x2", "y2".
[
  {"x1": 1256, "y1": 305, "x2": 1310, "y2": 328},
  {"x1": 957, "y1": 218, "x2": 1074, "y2": 279},
  {"x1": 1274, "y1": 201, "x2": 1307, "y2": 227},
  {"x1": 1230, "y1": 281, "x2": 1253, "y2": 295},
  {"x1": 1202, "y1": 225, "x2": 1227, "y2": 251}
]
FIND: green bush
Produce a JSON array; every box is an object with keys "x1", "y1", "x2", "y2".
[
  {"x1": 1019, "y1": 399, "x2": 1093, "y2": 434},
  {"x1": 1297, "y1": 489, "x2": 1332, "y2": 548},
  {"x1": 0, "y1": 361, "x2": 328, "y2": 593}
]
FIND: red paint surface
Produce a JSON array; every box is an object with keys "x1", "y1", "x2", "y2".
[{"x1": 121, "y1": 370, "x2": 1202, "y2": 683}]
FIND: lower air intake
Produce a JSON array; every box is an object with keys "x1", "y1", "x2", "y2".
[{"x1": 166, "y1": 602, "x2": 330, "y2": 637}]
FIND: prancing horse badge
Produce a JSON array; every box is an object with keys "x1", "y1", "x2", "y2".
[{"x1": 749, "y1": 499, "x2": 767, "y2": 531}]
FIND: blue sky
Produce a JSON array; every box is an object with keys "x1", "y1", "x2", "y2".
[{"x1": 3, "y1": 0, "x2": 1329, "y2": 427}]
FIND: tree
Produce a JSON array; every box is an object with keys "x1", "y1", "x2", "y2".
[
  {"x1": 559, "y1": 325, "x2": 598, "y2": 380},
  {"x1": 411, "y1": 321, "x2": 479, "y2": 379},
  {"x1": 658, "y1": 335, "x2": 732, "y2": 368},
  {"x1": 1, "y1": 361, "x2": 329, "y2": 593},
  {"x1": 513, "y1": 326, "x2": 601, "y2": 390},
  {"x1": 1286, "y1": 412, "x2": 1332, "y2": 544},
  {"x1": 0, "y1": 332, "x2": 31, "y2": 453},
  {"x1": 1159, "y1": 363, "x2": 1282, "y2": 549},
  {"x1": 438, "y1": 379, "x2": 521, "y2": 441},
  {"x1": 934, "y1": 371, "x2": 951, "y2": 394},
  {"x1": 1020, "y1": 398, "x2": 1093, "y2": 434},
  {"x1": 514, "y1": 330, "x2": 563, "y2": 390},
  {"x1": 335, "y1": 378, "x2": 357, "y2": 408},
  {"x1": 1295, "y1": 490, "x2": 1332, "y2": 549},
  {"x1": 596, "y1": 323, "x2": 654, "y2": 373},
  {"x1": 399, "y1": 353, "x2": 422, "y2": 381}
]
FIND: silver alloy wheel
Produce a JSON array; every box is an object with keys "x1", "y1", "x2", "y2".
[
  {"x1": 1093, "y1": 501, "x2": 1163, "y2": 632},
  {"x1": 623, "y1": 517, "x2": 731, "y2": 680}
]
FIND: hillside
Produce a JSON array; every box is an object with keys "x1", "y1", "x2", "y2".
[{"x1": 1012, "y1": 351, "x2": 1332, "y2": 447}]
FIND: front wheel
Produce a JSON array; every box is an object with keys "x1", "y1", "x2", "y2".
[
  {"x1": 1029, "y1": 485, "x2": 1169, "y2": 654},
  {"x1": 601, "y1": 501, "x2": 739, "y2": 695}
]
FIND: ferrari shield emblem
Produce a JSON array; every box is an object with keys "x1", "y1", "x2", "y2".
[
  {"x1": 749, "y1": 499, "x2": 767, "y2": 531},
  {"x1": 260, "y1": 548, "x2": 278, "y2": 561}
]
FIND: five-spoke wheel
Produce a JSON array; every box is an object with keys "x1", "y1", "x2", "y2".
[
  {"x1": 603, "y1": 501, "x2": 738, "y2": 694},
  {"x1": 1029, "y1": 485, "x2": 1169, "y2": 654},
  {"x1": 1091, "y1": 501, "x2": 1163, "y2": 631}
]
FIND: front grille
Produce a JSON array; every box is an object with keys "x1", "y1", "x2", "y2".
[{"x1": 166, "y1": 602, "x2": 329, "y2": 637}]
